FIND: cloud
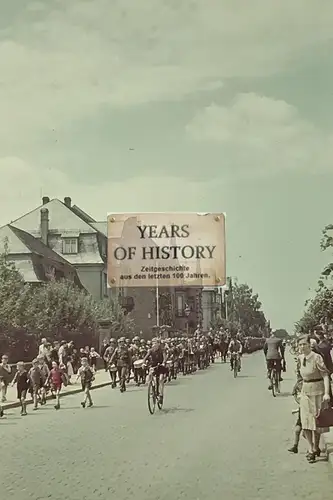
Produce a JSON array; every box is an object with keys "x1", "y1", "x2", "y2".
[
  {"x1": 186, "y1": 93, "x2": 333, "y2": 174},
  {"x1": 0, "y1": 156, "x2": 226, "y2": 227},
  {"x1": 1, "y1": 0, "x2": 333, "y2": 147}
]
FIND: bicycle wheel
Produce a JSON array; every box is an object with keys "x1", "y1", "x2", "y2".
[
  {"x1": 147, "y1": 379, "x2": 156, "y2": 415},
  {"x1": 270, "y1": 371, "x2": 276, "y2": 397},
  {"x1": 274, "y1": 371, "x2": 280, "y2": 394},
  {"x1": 156, "y1": 378, "x2": 163, "y2": 410},
  {"x1": 292, "y1": 380, "x2": 302, "y2": 405},
  {"x1": 233, "y1": 358, "x2": 238, "y2": 378}
]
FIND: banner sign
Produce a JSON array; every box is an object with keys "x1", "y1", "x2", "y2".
[{"x1": 107, "y1": 212, "x2": 226, "y2": 288}]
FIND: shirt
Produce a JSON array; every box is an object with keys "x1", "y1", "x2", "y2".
[
  {"x1": 228, "y1": 340, "x2": 242, "y2": 353},
  {"x1": 149, "y1": 347, "x2": 164, "y2": 366},
  {"x1": 77, "y1": 366, "x2": 94, "y2": 382},
  {"x1": 299, "y1": 351, "x2": 328, "y2": 396},
  {"x1": 263, "y1": 337, "x2": 283, "y2": 360},
  {"x1": 0, "y1": 363, "x2": 11, "y2": 383}
]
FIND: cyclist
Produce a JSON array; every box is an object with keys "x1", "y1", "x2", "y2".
[
  {"x1": 142, "y1": 337, "x2": 168, "y2": 405},
  {"x1": 263, "y1": 330, "x2": 285, "y2": 390},
  {"x1": 228, "y1": 334, "x2": 243, "y2": 372}
]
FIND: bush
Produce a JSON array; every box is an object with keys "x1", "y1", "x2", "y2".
[{"x1": 0, "y1": 243, "x2": 134, "y2": 361}]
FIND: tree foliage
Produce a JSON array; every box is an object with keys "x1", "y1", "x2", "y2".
[
  {"x1": 0, "y1": 245, "x2": 134, "y2": 360},
  {"x1": 295, "y1": 285, "x2": 333, "y2": 334},
  {"x1": 211, "y1": 280, "x2": 268, "y2": 337},
  {"x1": 296, "y1": 223, "x2": 333, "y2": 333},
  {"x1": 274, "y1": 328, "x2": 290, "y2": 339},
  {"x1": 226, "y1": 282, "x2": 268, "y2": 336}
]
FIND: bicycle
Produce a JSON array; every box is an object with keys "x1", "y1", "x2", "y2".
[
  {"x1": 229, "y1": 352, "x2": 241, "y2": 378},
  {"x1": 147, "y1": 364, "x2": 164, "y2": 415},
  {"x1": 269, "y1": 362, "x2": 280, "y2": 397},
  {"x1": 292, "y1": 378, "x2": 302, "y2": 404}
]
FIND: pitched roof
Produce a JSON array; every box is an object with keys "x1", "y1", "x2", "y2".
[
  {"x1": 8, "y1": 225, "x2": 72, "y2": 265},
  {"x1": 11, "y1": 199, "x2": 97, "y2": 235},
  {"x1": 0, "y1": 225, "x2": 31, "y2": 254},
  {"x1": 91, "y1": 221, "x2": 107, "y2": 236}
]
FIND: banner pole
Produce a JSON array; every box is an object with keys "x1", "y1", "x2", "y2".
[{"x1": 156, "y1": 260, "x2": 160, "y2": 328}]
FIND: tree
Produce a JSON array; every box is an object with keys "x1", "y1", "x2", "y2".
[
  {"x1": 226, "y1": 282, "x2": 267, "y2": 336},
  {"x1": 98, "y1": 296, "x2": 135, "y2": 338},
  {"x1": 0, "y1": 241, "x2": 38, "y2": 359},
  {"x1": 295, "y1": 285, "x2": 333, "y2": 334},
  {"x1": 296, "y1": 223, "x2": 333, "y2": 333},
  {"x1": 274, "y1": 328, "x2": 290, "y2": 339},
  {"x1": 0, "y1": 239, "x2": 25, "y2": 330},
  {"x1": 0, "y1": 245, "x2": 136, "y2": 359}
]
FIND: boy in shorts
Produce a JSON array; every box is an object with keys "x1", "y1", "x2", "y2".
[
  {"x1": 76, "y1": 357, "x2": 94, "y2": 408},
  {"x1": 28, "y1": 359, "x2": 42, "y2": 410},
  {"x1": 12, "y1": 362, "x2": 29, "y2": 416}
]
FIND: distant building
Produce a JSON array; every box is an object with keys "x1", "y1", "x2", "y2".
[
  {"x1": 6, "y1": 197, "x2": 204, "y2": 335},
  {"x1": 201, "y1": 287, "x2": 223, "y2": 331}
]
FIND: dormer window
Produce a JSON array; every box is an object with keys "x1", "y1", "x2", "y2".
[{"x1": 62, "y1": 236, "x2": 79, "y2": 254}]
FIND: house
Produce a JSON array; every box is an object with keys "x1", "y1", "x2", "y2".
[
  {"x1": 201, "y1": 287, "x2": 223, "y2": 331},
  {"x1": 11, "y1": 197, "x2": 108, "y2": 300},
  {"x1": 0, "y1": 223, "x2": 82, "y2": 286},
  {"x1": 173, "y1": 286, "x2": 203, "y2": 332}
]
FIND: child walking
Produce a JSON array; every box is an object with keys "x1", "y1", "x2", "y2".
[
  {"x1": 0, "y1": 355, "x2": 11, "y2": 403},
  {"x1": 47, "y1": 361, "x2": 65, "y2": 410},
  {"x1": 76, "y1": 357, "x2": 94, "y2": 408},
  {"x1": 38, "y1": 356, "x2": 50, "y2": 405},
  {"x1": 12, "y1": 362, "x2": 30, "y2": 416},
  {"x1": 28, "y1": 359, "x2": 43, "y2": 410}
]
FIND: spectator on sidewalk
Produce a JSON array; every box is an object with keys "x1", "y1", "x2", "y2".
[
  {"x1": 100, "y1": 339, "x2": 110, "y2": 372},
  {"x1": 297, "y1": 335, "x2": 331, "y2": 463},
  {"x1": 0, "y1": 355, "x2": 11, "y2": 403},
  {"x1": 89, "y1": 347, "x2": 100, "y2": 373},
  {"x1": 314, "y1": 328, "x2": 333, "y2": 402},
  {"x1": 71, "y1": 348, "x2": 80, "y2": 374},
  {"x1": 38, "y1": 338, "x2": 49, "y2": 357},
  {"x1": 50, "y1": 341, "x2": 60, "y2": 364},
  {"x1": 58, "y1": 341, "x2": 68, "y2": 366},
  {"x1": 314, "y1": 329, "x2": 333, "y2": 372}
]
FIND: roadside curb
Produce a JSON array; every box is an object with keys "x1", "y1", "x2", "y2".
[{"x1": 1, "y1": 380, "x2": 112, "y2": 411}]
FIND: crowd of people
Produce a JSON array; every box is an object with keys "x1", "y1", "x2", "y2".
[{"x1": 0, "y1": 326, "x2": 263, "y2": 416}]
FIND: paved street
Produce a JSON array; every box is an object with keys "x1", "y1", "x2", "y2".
[{"x1": 1, "y1": 352, "x2": 333, "y2": 500}]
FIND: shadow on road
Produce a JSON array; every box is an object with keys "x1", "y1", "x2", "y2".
[
  {"x1": 160, "y1": 406, "x2": 195, "y2": 415},
  {"x1": 59, "y1": 405, "x2": 110, "y2": 410},
  {"x1": 278, "y1": 391, "x2": 292, "y2": 397}
]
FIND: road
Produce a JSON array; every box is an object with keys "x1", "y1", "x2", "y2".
[{"x1": 1, "y1": 352, "x2": 333, "y2": 500}]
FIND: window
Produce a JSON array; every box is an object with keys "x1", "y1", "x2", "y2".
[
  {"x1": 62, "y1": 238, "x2": 78, "y2": 254},
  {"x1": 175, "y1": 292, "x2": 185, "y2": 317}
]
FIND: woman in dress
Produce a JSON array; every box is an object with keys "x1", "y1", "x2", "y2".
[{"x1": 298, "y1": 334, "x2": 331, "y2": 463}]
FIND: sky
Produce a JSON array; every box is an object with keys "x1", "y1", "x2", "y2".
[{"x1": 1, "y1": 0, "x2": 333, "y2": 331}]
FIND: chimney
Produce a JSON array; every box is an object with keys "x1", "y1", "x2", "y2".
[
  {"x1": 42, "y1": 196, "x2": 50, "y2": 205},
  {"x1": 40, "y1": 208, "x2": 49, "y2": 246},
  {"x1": 64, "y1": 197, "x2": 71, "y2": 208}
]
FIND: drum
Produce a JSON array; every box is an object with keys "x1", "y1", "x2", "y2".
[
  {"x1": 134, "y1": 359, "x2": 143, "y2": 369},
  {"x1": 109, "y1": 364, "x2": 117, "y2": 372}
]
